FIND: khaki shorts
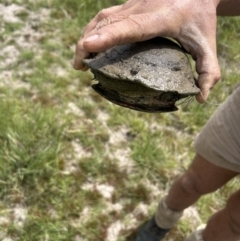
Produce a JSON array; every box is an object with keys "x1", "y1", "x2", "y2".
[{"x1": 194, "y1": 83, "x2": 240, "y2": 173}]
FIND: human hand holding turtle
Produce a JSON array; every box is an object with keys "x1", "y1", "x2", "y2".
[{"x1": 73, "y1": 0, "x2": 238, "y2": 103}]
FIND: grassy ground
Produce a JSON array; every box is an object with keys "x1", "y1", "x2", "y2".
[{"x1": 0, "y1": 1, "x2": 239, "y2": 241}]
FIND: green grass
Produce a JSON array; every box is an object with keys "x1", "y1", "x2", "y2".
[{"x1": 0, "y1": 1, "x2": 239, "y2": 241}]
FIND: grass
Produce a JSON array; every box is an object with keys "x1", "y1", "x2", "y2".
[{"x1": 0, "y1": 0, "x2": 239, "y2": 240}]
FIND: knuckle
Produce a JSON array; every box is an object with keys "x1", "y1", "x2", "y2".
[
  {"x1": 96, "y1": 16, "x2": 116, "y2": 30},
  {"x1": 208, "y1": 70, "x2": 221, "y2": 88},
  {"x1": 97, "y1": 8, "x2": 109, "y2": 20},
  {"x1": 197, "y1": 61, "x2": 221, "y2": 88},
  {"x1": 212, "y1": 70, "x2": 221, "y2": 83}
]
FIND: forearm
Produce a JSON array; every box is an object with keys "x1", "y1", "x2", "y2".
[{"x1": 217, "y1": 0, "x2": 240, "y2": 16}]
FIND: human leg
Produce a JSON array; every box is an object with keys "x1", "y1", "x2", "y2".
[
  {"x1": 181, "y1": 85, "x2": 240, "y2": 241},
  {"x1": 135, "y1": 154, "x2": 238, "y2": 241},
  {"x1": 184, "y1": 188, "x2": 240, "y2": 241},
  {"x1": 164, "y1": 153, "x2": 238, "y2": 211},
  {"x1": 155, "y1": 153, "x2": 238, "y2": 229},
  {"x1": 201, "y1": 188, "x2": 240, "y2": 241}
]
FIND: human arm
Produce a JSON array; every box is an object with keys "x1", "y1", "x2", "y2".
[{"x1": 73, "y1": 0, "x2": 235, "y2": 103}]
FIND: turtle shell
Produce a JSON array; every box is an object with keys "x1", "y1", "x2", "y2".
[{"x1": 83, "y1": 37, "x2": 199, "y2": 113}]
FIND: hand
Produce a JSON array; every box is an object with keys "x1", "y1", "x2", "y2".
[{"x1": 73, "y1": 0, "x2": 221, "y2": 103}]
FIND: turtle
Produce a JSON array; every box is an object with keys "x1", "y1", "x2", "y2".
[{"x1": 83, "y1": 37, "x2": 199, "y2": 113}]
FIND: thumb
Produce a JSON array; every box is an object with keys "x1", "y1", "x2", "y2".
[{"x1": 83, "y1": 13, "x2": 167, "y2": 52}]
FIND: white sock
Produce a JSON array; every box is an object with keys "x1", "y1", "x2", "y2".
[
  {"x1": 155, "y1": 196, "x2": 183, "y2": 229},
  {"x1": 185, "y1": 226, "x2": 206, "y2": 241}
]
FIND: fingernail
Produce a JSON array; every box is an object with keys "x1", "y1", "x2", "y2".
[{"x1": 85, "y1": 35, "x2": 99, "y2": 42}]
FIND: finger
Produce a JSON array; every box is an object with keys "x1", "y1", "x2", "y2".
[
  {"x1": 83, "y1": 5, "x2": 124, "y2": 36},
  {"x1": 74, "y1": 11, "x2": 156, "y2": 70},
  {"x1": 189, "y1": 16, "x2": 221, "y2": 103},
  {"x1": 95, "y1": 2, "x2": 162, "y2": 30},
  {"x1": 73, "y1": 36, "x2": 90, "y2": 70},
  {"x1": 86, "y1": 0, "x2": 145, "y2": 32},
  {"x1": 195, "y1": 52, "x2": 221, "y2": 103},
  {"x1": 95, "y1": 11, "x2": 132, "y2": 30},
  {"x1": 83, "y1": 12, "x2": 171, "y2": 53},
  {"x1": 74, "y1": 5, "x2": 133, "y2": 70}
]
